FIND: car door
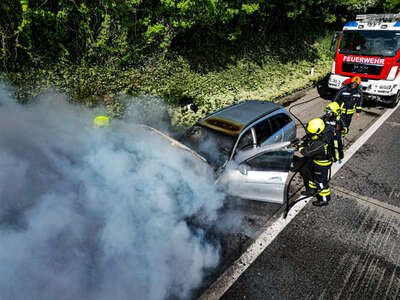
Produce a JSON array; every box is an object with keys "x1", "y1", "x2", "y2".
[
  {"x1": 218, "y1": 142, "x2": 294, "y2": 204},
  {"x1": 266, "y1": 114, "x2": 283, "y2": 144},
  {"x1": 267, "y1": 112, "x2": 297, "y2": 145},
  {"x1": 253, "y1": 118, "x2": 274, "y2": 147},
  {"x1": 274, "y1": 113, "x2": 296, "y2": 142}
]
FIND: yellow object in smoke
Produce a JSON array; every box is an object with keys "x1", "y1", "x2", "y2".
[{"x1": 93, "y1": 116, "x2": 110, "y2": 128}]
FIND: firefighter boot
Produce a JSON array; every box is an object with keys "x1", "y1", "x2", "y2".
[
  {"x1": 312, "y1": 199, "x2": 329, "y2": 207},
  {"x1": 312, "y1": 192, "x2": 330, "y2": 207}
]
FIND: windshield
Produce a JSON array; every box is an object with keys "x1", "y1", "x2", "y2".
[
  {"x1": 339, "y1": 30, "x2": 400, "y2": 57},
  {"x1": 180, "y1": 125, "x2": 236, "y2": 168}
]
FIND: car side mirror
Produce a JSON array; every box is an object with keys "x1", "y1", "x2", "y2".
[{"x1": 239, "y1": 164, "x2": 248, "y2": 175}]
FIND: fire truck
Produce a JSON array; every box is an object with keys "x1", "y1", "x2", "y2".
[{"x1": 328, "y1": 14, "x2": 400, "y2": 108}]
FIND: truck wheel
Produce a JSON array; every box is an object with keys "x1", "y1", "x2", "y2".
[
  {"x1": 323, "y1": 87, "x2": 336, "y2": 100},
  {"x1": 388, "y1": 92, "x2": 400, "y2": 108},
  {"x1": 326, "y1": 87, "x2": 335, "y2": 97}
]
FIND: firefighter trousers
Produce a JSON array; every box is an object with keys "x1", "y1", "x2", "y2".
[
  {"x1": 308, "y1": 163, "x2": 331, "y2": 202},
  {"x1": 296, "y1": 159, "x2": 331, "y2": 202},
  {"x1": 342, "y1": 113, "x2": 353, "y2": 131}
]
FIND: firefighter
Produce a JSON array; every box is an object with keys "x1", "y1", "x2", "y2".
[
  {"x1": 93, "y1": 115, "x2": 110, "y2": 128},
  {"x1": 321, "y1": 102, "x2": 346, "y2": 163},
  {"x1": 294, "y1": 118, "x2": 334, "y2": 207},
  {"x1": 333, "y1": 76, "x2": 363, "y2": 131}
]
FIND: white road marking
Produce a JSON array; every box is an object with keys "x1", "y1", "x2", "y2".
[{"x1": 199, "y1": 104, "x2": 400, "y2": 300}]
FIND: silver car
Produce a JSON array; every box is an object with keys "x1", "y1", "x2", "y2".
[
  {"x1": 146, "y1": 100, "x2": 297, "y2": 204},
  {"x1": 181, "y1": 100, "x2": 296, "y2": 203}
]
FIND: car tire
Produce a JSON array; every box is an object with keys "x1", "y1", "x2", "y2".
[{"x1": 388, "y1": 92, "x2": 400, "y2": 108}]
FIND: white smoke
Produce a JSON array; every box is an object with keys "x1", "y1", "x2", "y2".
[{"x1": 0, "y1": 86, "x2": 225, "y2": 300}]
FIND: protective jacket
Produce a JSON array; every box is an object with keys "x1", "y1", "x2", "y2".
[
  {"x1": 298, "y1": 126, "x2": 334, "y2": 165},
  {"x1": 321, "y1": 114, "x2": 345, "y2": 161},
  {"x1": 334, "y1": 84, "x2": 363, "y2": 115},
  {"x1": 321, "y1": 114, "x2": 346, "y2": 133}
]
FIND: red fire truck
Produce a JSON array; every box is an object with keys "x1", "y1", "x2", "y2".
[{"x1": 328, "y1": 14, "x2": 400, "y2": 107}]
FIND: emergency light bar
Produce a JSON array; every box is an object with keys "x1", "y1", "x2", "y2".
[{"x1": 356, "y1": 13, "x2": 400, "y2": 23}]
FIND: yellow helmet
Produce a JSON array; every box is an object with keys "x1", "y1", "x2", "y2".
[
  {"x1": 325, "y1": 102, "x2": 340, "y2": 115},
  {"x1": 93, "y1": 116, "x2": 110, "y2": 128},
  {"x1": 306, "y1": 118, "x2": 325, "y2": 135}
]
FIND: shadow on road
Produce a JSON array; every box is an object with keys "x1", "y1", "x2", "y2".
[{"x1": 316, "y1": 74, "x2": 334, "y2": 101}]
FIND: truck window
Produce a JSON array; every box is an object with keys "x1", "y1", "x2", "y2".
[{"x1": 339, "y1": 30, "x2": 399, "y2": 57}]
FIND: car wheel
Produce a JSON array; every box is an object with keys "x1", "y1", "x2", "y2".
[{"x1": 388, "y1": 92, "x2": 400, "y2": 108}]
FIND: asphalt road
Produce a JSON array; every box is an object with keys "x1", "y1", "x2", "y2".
[{"x1": 215, "y1": 93, "x2": 400, "y2": 299}]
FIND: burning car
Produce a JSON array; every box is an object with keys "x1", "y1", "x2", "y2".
[{"x1": 144, "y1": 100, "x2": 297, "y2": 204}]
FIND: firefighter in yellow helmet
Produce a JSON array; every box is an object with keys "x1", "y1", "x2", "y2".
[
  {"x1": 93, "y1": 115, "x2": 110, "y2": 128},
  {"x1": 333, "y1": 76, "x2": 363, "y2": 132},
  {"x1": 294, "y1": 118, "x2": 335, "y2": 207},
  {"x1": 321, "y1": 102, "x2": 346, "y2": 163}
]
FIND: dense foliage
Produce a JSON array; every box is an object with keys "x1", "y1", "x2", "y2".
[
  {"x1": 1, "y1": 1, "x2": 399, "y2": 126},
  {"x1": 2, "y1": 0, "x2": 397, "y2": 70}
]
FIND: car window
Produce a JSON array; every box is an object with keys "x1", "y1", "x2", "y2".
[
  {"x1": 269, "y1": 113, "x2": 292, "y2": 133},
  {"x1": 181, "y1": 125, "x2": 236, "y2": 167},
  {"x1": 237, "y1": 129, "x2": 255, "y2": 151},
  {"x1": 243, "y1": 150, "x2": 293, "y2": 172},
  {"x1": 253, "y1": 119, "x2": 274, "y2": 145}
]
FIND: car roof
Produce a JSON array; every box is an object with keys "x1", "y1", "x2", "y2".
[{"x1": 198, "y1": 100, "x2": 283, "y2": 136}]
